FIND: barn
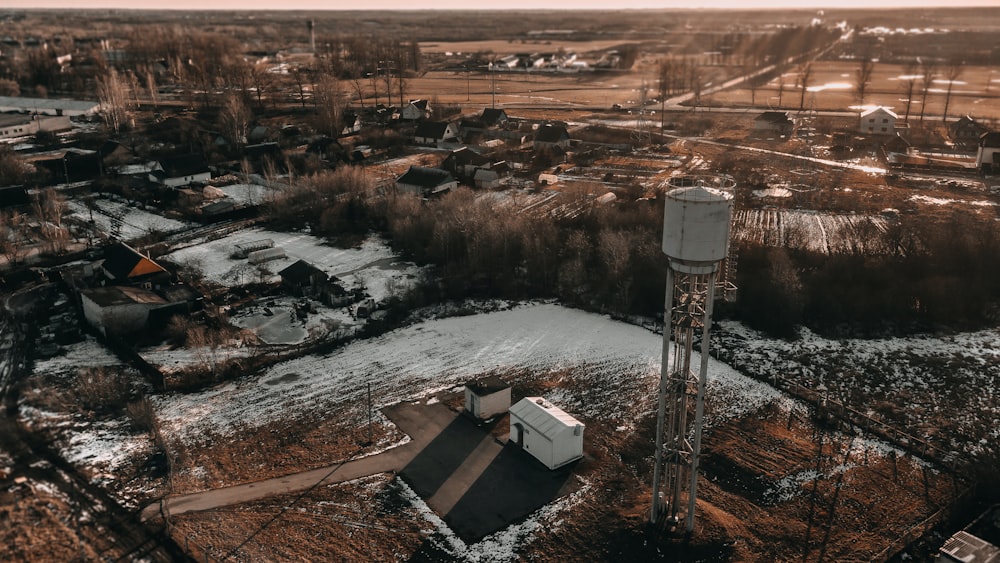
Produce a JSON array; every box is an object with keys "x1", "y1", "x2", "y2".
[
  {"x1": 508, "y1": 397, "x2": 584, "y2": 470},
  {"x1": 464, "y1": 375, "x2": 511, "y2": 420}
]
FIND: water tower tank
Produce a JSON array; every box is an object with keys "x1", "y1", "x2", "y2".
[{"x1": 662, "y1": 182, "x2": 733, "y2": 274}]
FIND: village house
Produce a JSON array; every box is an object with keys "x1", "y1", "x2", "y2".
[
  {"x1": 752, "y1": 111, "x2": 794, "y2": 137},
  {"x1": 859, "y1": 107, "x2": 898, "y2": 135},
  {"x1": 977, "y1": 131, "x2": 1000, "y2": 173},
  {"x1": 949, "y1": 116, "x2": 988, "y2": 148},
  {"x1": 278, "y1": 259, "x2": 351, "y2": 306},
  {"x1": 395, "y1": 166, "x2": 457, "y2": 197},
  {"x1": 413, "y1": 120, "x2": 459, "y2": 146},
  {"x1": 509, "y1": 397, "x2": 584, "y2": 470},
  {"x1": 340, "y1": 112, "x2": 362, "y2": 136},
  {"x1": 402, "y1": 99, "x2": 431, "y2": 121},
  {"x1": 148, "y1": 154, "x2": 211, "y2": 187},
  {"x1": 533, "y1": 123, "x2": 571, "y2": 151}
]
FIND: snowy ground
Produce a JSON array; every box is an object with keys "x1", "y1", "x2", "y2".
[
  {"x1": 163, "y1": 229, "x2": 422, "y2": 303},
  {"x1": 152, "y1": 303, "x2": 788, "y2": 448},
  {"x1": 214, "y1": 183, "x2": 271, "y2": 207}
]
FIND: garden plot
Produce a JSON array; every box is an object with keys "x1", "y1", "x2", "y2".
[
  {"x1": 734, "y1": 208, "x2": 891, "y2": 255},
  {"x1": 64, "y1": 197, "x2": 193, "y2": 242},
  {"x1": 213, "y1": 183, "x2": 271, "y2": 206},
  {"x1": 163, "y1": 229, "x2": 423, "y2": 303}
]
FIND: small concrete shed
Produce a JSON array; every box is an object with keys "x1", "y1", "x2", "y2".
[
  {"x1": 509, "y1": 397, "x2": 584, "y2": 470},
  {"x1": 464, "y1": 376, "x2": 511, "y2": 420}
]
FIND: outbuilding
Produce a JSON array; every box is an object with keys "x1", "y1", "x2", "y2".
[
  {"x1": 464, "y1": 375, "x2": 511, "y2": 420},
  {"x1": 508, "y1": 397, "x2": 584, "y2": 470}
]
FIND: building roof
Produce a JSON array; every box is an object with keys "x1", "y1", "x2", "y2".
[
  {"x1": 509, "y1": 397, "x2": 583, "y2": 438},
  {"x1": 980, "y1": 131, "x2": 1000, "y2": 148},
  {"x1": 155, "y1": 154, "x2": 209, "y2": 178},
  {"x1": 535, "y1": 124, "x2": 570, "y2": 143},
  {"x1": 445, "y1": 146, "x2": 490, "y2": 167},
  {"x1": 466, "y1": 375, "x2": 510, "y2": 396},
  {"x1": 101, "y1": 242, "x2": 168, "y2": 280},
  {"x1": 278, "y1": 259, "x2": 327, "y2": 284},
  {"x1": 414, "y1": 121, "x2": 454, "y2": 140},
  {"x1": 861, "y1": 106, "x2": 898, "y2": 119},
  {"x1": 480, "y1": 108, "x2": 508, "y2": 126},
  {"x1": 82, "y1": 285, "x2": 168, "y2": 308},
  {"x1": 756, "y1": 110, "x2": 792, "y2": 124},
  {"x1": 397, "y1": 166, "x2": 455, "y2": 189},
  {"x1": 939, "y1": 531, "x2": 1000, "y2": 563}
]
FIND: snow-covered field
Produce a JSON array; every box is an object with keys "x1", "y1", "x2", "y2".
[
  {"x1": 153, "y1": 303, "x2": 787, "y2": 448},
  {"x1": 214, "y1": 183, "x2": 271, "y2": 206},
  {"x1": 163, "y1": 229, "x2": 422, "y2": 302}
]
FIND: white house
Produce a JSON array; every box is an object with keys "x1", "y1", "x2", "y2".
[
  {"x1": 977, "y1": 131, "x2": 1000, "y2": 173},
  {"x1": 81, "y1": 286, "x2": 168, "y2": 337},
  {"x1": 465, "y1": 376, "x2": 511, "y2": 420},
  {"x1": 509, "y1": 397, "x2": 584, "y2": 470},
  {"x1": 413, "y1": 120, "x2": 459, "y2": 145},
  {"x1": 860, "y1": 107, "x2": 898, "y2": 135},
  {"x1": 148, "y1": 154, "x2": 211, "y2": 187}
]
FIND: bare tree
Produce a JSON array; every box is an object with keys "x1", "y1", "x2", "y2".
[
  {"x1": 919, "y1": 59, "x2": 937, "y2": 123},
  {"x1": 218, "y1": 92, "x2": 251, "y2": 148},
  {"x1": 798, "y1": 62, "x2": 813, "y2": 111},
  {"x1": 942, "y1": 58, "x2": 964, "y2": 123},
  {"x1": 854, "y1": 52, "x2": 876, "y2": 115},
  {"x1": 314, "y1": 75, "x2": 345, "y2": 138},
  {"x1": 97, "y1": 68, "x2": 136, "y2": 134},
  {"x1": 901, "y1": 62, "x2": 918, "y2": 123}
]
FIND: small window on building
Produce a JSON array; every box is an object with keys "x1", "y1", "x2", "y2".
[
  {"x1": 883, "y1": 119, "x2": 888, "y2": 123},
  {"x1": 881, "y1": 127, "x2": 887, "y2": 132}
]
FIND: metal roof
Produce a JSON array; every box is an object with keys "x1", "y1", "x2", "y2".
[
  {"x1": 509, "y1": 397, "x2": 583, "y2": 438},
  {"x1": 0, "y1": 96, "x2": 100, "y2": 113}
]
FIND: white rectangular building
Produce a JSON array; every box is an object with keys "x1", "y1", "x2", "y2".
[
  {"x1": 464, "y1": 376, "x2": 511, "y2": 420},
  {"x1": 509, "y1": 397, "x2": 584, "y2": 470}
]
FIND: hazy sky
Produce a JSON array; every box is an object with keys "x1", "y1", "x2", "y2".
[{"x1": 6, "y1": 0, "x2": 999, "y2": 10}]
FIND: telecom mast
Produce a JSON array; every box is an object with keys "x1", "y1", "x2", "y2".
[{"x1": 651, "y1": 174, "x2": 735, "y2": 533}]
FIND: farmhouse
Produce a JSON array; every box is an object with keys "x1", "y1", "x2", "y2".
[
  {"x1": 149, "y1": 154, "x2": 211, "y2": 187},
  {"x1": 949, "y1": 115, "x2": 988, "y2": 147},
  {"x1": 752, "y1": 111, "x2": 794, "y2": 137},
  {"x1": 976, "y1": 131, "x2": 1000, "y2": 173},
  {"x1": 859, "y1": 107, "x2": 898, "y2": 135},
  {"x1": 413, "y1": 120, "x2": 459, "y2": 145},
  {"x1": 395, "y1": 166, "x2": 457, "y2": 197},
  {"x1": 464, "y1": 376, "x2": 511, "y2": 420},
  {"x1": 509, "y1": 397, "x2": 584, "y2": 470}
]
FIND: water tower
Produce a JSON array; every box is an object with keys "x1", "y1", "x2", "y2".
[{"x1": 651, "y1": 174, "x2": 735, "y2": 533}]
